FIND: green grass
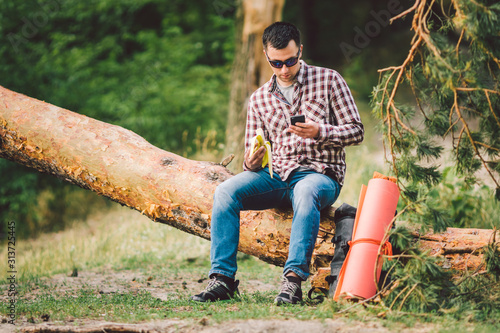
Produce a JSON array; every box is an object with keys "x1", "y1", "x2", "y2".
[{"x1": 12, "y1": 288, "x2": 324, "y2": 324}]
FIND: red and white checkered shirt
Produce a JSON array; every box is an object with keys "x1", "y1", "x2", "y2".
[{"x1": 244, "y1": 61, "x2": 364, "y2": 185}]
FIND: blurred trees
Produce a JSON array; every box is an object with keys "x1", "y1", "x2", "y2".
[
  {"x1": 285, "y1": 0, "x2": 412, "y2": 100},
  {"x1": 1, "y1": 0, "x2": 234, "y2": 152},
  {"x1": 0, "y1": 0, "x2": 235, "y2": 237}
]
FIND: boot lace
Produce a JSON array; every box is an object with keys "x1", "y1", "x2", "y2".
[
  {"x1": 205, "y1": 277, "x2": 226, "y2": 292},
  {"x1": 279, "y1": 277, "x2": 299, "y2": 295}
]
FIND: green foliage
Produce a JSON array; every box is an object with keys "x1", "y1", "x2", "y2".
[
  {"x1": 0, "y1": 162, "x2": 39, "y2": 225},
  {"x1": 0, "y1": 0, "x2": 234, "y2": 152},
  {"x1": 382, "y1": 226, "x2": 455, "y2": 312},
  {"x1": 0, "y1": 0, "x2": 234, "y2": 237},
  {"x1": 430, "y1": 168, "x2": 499, "y2": 229},
  {"x1": 452, "y1": 274, "x2": 500, "y2": 324},
  {"x1": 371, "y1": 0, "x2": 500, "y2": 231},
  {"x1": 401, "y1": 167, "x2": 500, "y2": 232},
  {"x1": 484, "y1": 236, "x2": 500, "y2": 277}
]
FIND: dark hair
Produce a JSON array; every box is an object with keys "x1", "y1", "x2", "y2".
[{"x1": 262, "y1": 22, "x2": 301, "y2": 50}]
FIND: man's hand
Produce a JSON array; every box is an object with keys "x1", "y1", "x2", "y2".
[
  {"x1": 244, "y1": 146, "x2": 266, "y2": 171},
  {"x1": 288, "y1": 118, "x2": 319, "y2": 139}
]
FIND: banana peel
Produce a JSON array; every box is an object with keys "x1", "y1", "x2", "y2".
[{"x1": 249, "y1": 128, "x2": 273, "y2": 178}]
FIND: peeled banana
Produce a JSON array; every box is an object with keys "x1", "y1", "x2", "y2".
[{"x1": 249, "y1": 128, "x2": 273, "y2": 178}]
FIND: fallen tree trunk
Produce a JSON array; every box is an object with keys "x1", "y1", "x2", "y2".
[
  {"x1": 0, "y1": 85, "x2": 333, "y2": 268},
  {"x1": 1, "y1": 86, "x2": 497, "y2": 288}
]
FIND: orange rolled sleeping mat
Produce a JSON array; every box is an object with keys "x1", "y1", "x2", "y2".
[{"x1": 333, "y1": 172, "x2": 399, "y2": 301}]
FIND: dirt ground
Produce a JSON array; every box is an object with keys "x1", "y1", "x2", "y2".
[
  {"x1": 1, "y1": 319, "x2": 432, "y2": 333},
  {"x1": 1, "y1": 269, "x2": 439, "y2": 333}
]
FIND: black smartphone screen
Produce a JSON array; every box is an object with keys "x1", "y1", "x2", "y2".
[{"x1": 291, "y1": 115, "x2": 305, "y2": 126}]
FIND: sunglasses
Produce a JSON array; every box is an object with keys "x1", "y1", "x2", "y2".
[{"x1": 265, "y1": 50, "x2": 301, "y2": 68}]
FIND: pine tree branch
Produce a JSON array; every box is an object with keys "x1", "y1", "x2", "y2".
[
  {"x1": 469, "y1": 0, "x2": 488, "y2": 11},
  {"x1": 463, "y1": 1, "x2": 500, "y2": 69},
  {"x1": 456, "y1": 278, "x2": 498, "y2": 297},
  {"x1": 443, "y1": 118, "x2": 460, "y2": 138},
  {"x1": 416, "y1": 0, "x2": 456, "y2": 73},
  {"x1": 398, "y1": 283, "x2": 420, "y2": 312},
  {"x1": 389, "y1": 285, "x2": 410, "y2": 310},
  {"x1": 455, "y1": 28, "x2": 465, "y2": 60},
  {"x1": 390, "y1": 104, "x2": 417, "y2": 136},
  {"x1": 485, "y1": 91, "x2": 500, "y2": 129},
  {"x1": 475, "y1": 142, "x2": 500, "y2": 153},
  {"x1": 375, "y1": 0, "x2": 499, "y2": 210},
  {"x1": 390, "y1": 0, "x2": 420, "y2": 24},
  {"x1": 455, "y1": 88, "x2": 500, "y2": 130},
  {"x1": 453, "y1": 90, "x2": 500, "y2": 188},
  {"x1": 375, "y1": 69, "x2": 400, "y2": 178},
  {"x1": 377, "y1": 29, "x2": 423, "y2": 175},
  {"x1": 408, "y1": 68, "x2": 429, "y2": 121},
  {"x1": 456, "y1": 261, "x2": 486, "y2": 286}
]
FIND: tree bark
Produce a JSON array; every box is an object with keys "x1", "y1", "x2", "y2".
[
  {"x1": 1, "y1": 86, "x2": 497, "y2": 291},
  {"x1": 224, "y1": 0, "x2": 285, "y2": 173}
]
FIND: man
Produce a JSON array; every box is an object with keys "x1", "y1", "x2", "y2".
[{"x1": 191, "y1": 22, "x2": 364, "y2": 304}]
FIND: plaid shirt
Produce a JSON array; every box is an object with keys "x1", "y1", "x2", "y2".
[{"x1": 244, "y1": 61, "x2": 364, "y2": 185}]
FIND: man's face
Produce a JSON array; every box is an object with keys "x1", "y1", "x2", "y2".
[{"x1": 265, "y1": 40, "x2": 302, "y2": 87}]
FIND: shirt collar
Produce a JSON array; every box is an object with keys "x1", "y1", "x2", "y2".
[{"x1": 268, "y1": 60, "x2": 307, "y2": 93}]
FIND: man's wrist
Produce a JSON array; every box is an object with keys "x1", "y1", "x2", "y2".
[
  {"x1": 244, "y1": 160, "x2": 262, "y2": 171},
  {"x1": 244, "y1": 160, "x2": 255, "y2": 171}
]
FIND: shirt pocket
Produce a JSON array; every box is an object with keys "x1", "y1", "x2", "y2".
[{"x1": 303, "y1": 99, "x2": 329, "y2": 124}]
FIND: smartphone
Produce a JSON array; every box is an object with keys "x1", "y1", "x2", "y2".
[{"x1": 290, "y1": 114, "x2": 305, "y2": 126}]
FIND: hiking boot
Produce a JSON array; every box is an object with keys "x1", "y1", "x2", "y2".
[
  {"x1": 190, "y1": 276, "x2": 240, "y2": 302},
  {"x1": 274, "y1": 275, "x2": 303, "y2": 305}
]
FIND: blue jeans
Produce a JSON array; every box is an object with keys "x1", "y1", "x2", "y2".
[{"x1": 209, "y1": 167, "x2": 341, "y2": 281}]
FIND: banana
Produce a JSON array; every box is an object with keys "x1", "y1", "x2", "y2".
[
  {"x1": 250, "y1": 128, "x2": 265, "y2": 157},
  {"x1": 249, "y1": 128, "x2": 273, "y2": 178}
]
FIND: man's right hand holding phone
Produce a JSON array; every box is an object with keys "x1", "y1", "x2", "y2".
[{"x1": 288, "y1": 114, "x2": 319, "y2": 139}]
